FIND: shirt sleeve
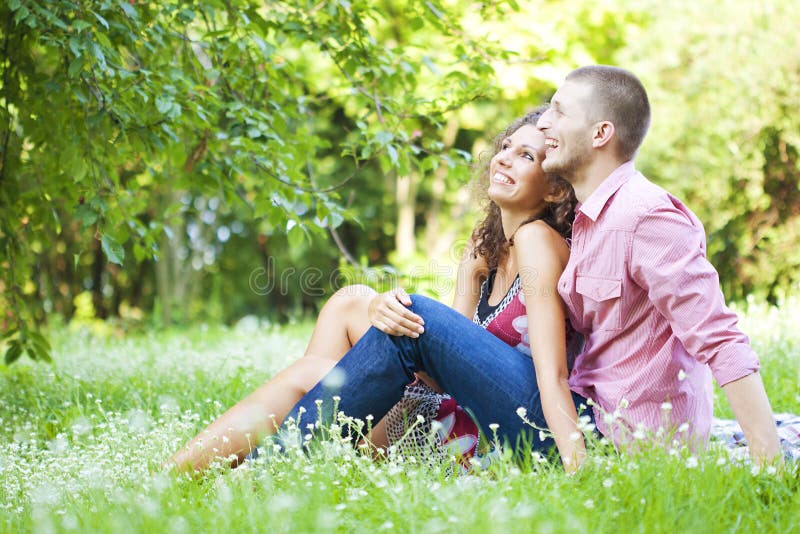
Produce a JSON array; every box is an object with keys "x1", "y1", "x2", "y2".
[{"x1": 628, "y1": 201, "x2": 759, "y2": 386}]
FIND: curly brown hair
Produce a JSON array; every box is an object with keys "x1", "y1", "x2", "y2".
[{"x1": 470, "y1": 106, "x2": 577, "y2": 271}]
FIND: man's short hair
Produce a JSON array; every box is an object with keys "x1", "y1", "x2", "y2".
[{"x1": 567, "y1": 65, "x2": 651, "y2": 161}]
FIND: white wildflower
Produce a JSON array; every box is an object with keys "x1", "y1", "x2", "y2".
[
  {"x1": 766, "y1": 466, "x2": 777, "y2": 476},
  {"x1": 516, "y1": 407, "x2": 527, "y2": 419}
]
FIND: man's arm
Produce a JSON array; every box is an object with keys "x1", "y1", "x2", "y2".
[
  {"x1": 722, "y1": 372, "x2": 781, "y2": 464},
  {"x1": 630, "y1": 203, "x2": 781, "y2": 464}
]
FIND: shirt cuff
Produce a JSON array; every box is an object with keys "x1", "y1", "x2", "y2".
[{"x1": 708, "y1": 343, "x2": 760, "y2": 387}]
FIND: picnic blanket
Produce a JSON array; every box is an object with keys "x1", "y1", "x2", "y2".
[
  {"x1": 711, "y1": 412, "x2": 800, "y2": 463},
  {"x1": 386, "y1": 379, "x2": 800, "y2": 468}
]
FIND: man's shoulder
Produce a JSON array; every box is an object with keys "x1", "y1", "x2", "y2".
[
  {"x1": 617, "y1": 172, "x2": 674, "y2": 208},
  {"x1": 606, "y1": 172, "x2": 693, "y2": 223}
]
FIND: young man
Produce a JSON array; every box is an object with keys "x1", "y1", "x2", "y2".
[{"x1": 536, "y1": 65, "x2": 781, "y2": 462}]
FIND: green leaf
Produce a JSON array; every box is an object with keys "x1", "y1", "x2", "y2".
[
  {"x1": 95, "y1": 31, "x2": 113, "y2": 51},
  {"x1": 329, "y1": 211, "x2": 344, "y2": 229},
  {"x1": 119, "y1": 1, "x2": 138, "y2": 19},
  {"x1": 51, "y1": 207, "x2": 62, "y2": 234},
  {"x1": 155, "y1": 96, "x2": 173, "y2": 115},
  {"x1": 68, "y1": 56, "x2": 84, "y2": 78},
  {"x1": 28, "y1": 331, "x2": 52, "y2": 352},
  {"x1": 286, "y1": 222, "x2": 305, "y2": 249},
  {"x1": 91, "y1": 11, "x2": 109, "y2": 30},
  {"x1": 75, "y1": 204, "x2": 98, "y2": 227},
  {"x1": 28, "y1": 341, "x2": 52, "y2": 363},
  {"x1": 374, "y1": 131, "x2": 393, "y2": 147},
  {"x1": 386, "y1": 144, "x2": 398, "y2": 166},
  {"x1": 73, "y1": 19, "x2": 91, "y2": 32},
  {"x1": 101, "y1": 234, "x2": 125, "y2": 265},
  {"x1": 13, "y1": 5, "x2": 29, "y2": 24},
  {"x1": 4, "y1": 341, "x2": 23, "y2": 365},
  {"x1": 1, "y1": 328, "x2": 18, "y2": 341}
]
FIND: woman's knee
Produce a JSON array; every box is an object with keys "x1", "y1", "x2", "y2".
[
  {"x1": 406, "y1": 293, "x2": 448, "y2": 317},
  {"x1": 333, "y1": 284, "x2": 376, "y2": 300}
]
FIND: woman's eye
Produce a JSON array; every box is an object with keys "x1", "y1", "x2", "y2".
[{"x1": 523, "y1": 152, "x2": 535, "y2": 161}]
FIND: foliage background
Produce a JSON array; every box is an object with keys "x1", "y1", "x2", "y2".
[{"x1": 2, "y1": 0, "x2": 799, "y2": 361}]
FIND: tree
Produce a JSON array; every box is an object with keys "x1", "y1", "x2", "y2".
[{"x1": 0, "y1": 0, "x2": 510, "y2": 362}]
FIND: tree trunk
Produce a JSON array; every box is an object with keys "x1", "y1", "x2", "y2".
[
  {"x1": 424, "y1": 117, "x2": 461, "y2": 256},
  {"x1": 91, "y1": 232, "x2": 107, "y2": 319},
  {"x1": 395, "y1": 171, "x2": 417, "y2": 260}
]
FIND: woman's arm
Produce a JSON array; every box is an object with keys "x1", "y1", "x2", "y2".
[
  {"x1": 451, "y1": 238, "x2": 488, "y2": 318},
  {"x1": 513, "y1": 222, "x2": 585, "y2": 472},
  {"x1": 366, "y1": 238, "x2": 487, "y2": 394},
  {"x1": 367, "y1": 237, "x2": 487, "y2": 335}
]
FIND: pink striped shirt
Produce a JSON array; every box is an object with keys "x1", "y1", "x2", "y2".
[{"x1": 560, "y1": 162, "x2": 759, "y2": 443}]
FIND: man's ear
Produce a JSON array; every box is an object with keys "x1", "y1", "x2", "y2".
[{"x1": 592, "y1": 121, "x2": 615, "y2": 149}]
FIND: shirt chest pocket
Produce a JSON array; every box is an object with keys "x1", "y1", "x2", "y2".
[{"x1": 575, "y1": 275, "x2": 622, "y2": 331}]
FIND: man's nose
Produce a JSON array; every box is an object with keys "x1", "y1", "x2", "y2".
[{"x1": 536, "y1": 110, "x2": 551, "y2": 130}]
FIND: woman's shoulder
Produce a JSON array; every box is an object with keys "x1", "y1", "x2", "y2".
[
  {"x1": 512, "y1": 220, "x2": 569, "y2": 267},
  {"x1": 513, "y1": 220, "x2": 567, "y2": 249}
]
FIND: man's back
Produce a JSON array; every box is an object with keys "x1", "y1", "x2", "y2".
[{"x1": 560, "y1": 162, "x2": 758, "y2": 443}]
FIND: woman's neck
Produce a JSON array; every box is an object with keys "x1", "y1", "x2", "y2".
[{"x1": 500, "y1": 207, "x2": 542, "y2": 241}]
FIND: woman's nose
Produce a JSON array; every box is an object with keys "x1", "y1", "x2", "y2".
[{"x1": 496, "y1": 152, "x2": 511, "y2": 166}]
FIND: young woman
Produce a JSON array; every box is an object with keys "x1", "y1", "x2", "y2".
[{"x1": 167, "y1": 106, "x2": 589, "y2": 474}]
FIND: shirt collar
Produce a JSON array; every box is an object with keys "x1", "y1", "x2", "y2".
[{"x1": 578, "y1": 161, "x2": 637, "y2": 221}]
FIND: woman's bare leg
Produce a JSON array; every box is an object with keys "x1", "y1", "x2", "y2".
[
  {"x1": 303, "y1": 284, "x2": 375, "y2": 359},
  {"x1": 167, "y1": 285, "x2": 378, "y2": 473}
]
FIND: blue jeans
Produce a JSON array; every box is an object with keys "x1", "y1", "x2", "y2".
[{"x1": 282, "y1": 295, "x2": 589, "y2": 453}]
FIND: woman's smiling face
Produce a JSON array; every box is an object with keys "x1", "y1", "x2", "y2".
[{"x1": 487, "y1": 124, "x2": 549, "y2": 214}]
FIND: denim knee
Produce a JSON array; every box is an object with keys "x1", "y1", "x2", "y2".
[{"x1": 406, "y1": 294, "x2": 447, "y2": 317}]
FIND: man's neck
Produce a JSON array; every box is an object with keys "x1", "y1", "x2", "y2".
[{"x1": 569, "y1": 157, "x2": 629, "y2": 203}]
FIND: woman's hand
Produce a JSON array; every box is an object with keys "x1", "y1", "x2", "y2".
[{"x1": 368, "y1": 287, "x2": 425, "y2": 337}]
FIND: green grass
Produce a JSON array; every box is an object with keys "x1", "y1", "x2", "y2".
[{"x1": 1, "y1": 300, "x2": 799, "y2": 533}]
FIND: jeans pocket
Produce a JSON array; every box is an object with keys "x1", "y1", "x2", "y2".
[{"x1": 576, "y1": 275, "x2": 622, "y2": 331}]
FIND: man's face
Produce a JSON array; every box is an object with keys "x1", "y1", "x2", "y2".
[{"x1": 537, "y1": 80, "x2": 596, "y2": 180}]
